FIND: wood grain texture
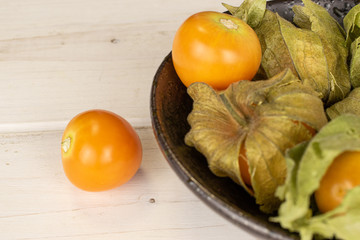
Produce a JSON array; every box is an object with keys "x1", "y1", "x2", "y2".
[
  {"x1": 0, "y1": 0, "x2": 262, "y2": 239},
  {"x1": 0, "y1": 0, "x2": 242, "y2": 131},
  {"x1": 0, "y1": 127, "x2": 257, "y2": 240}
]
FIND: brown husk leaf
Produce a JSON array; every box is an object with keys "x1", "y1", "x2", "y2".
[
  {"x1": 225, "y1": 0, "x2": 351, "y2": 106},
  {"x1": 185, "y1": 69, "x2": 328, "y2": 213},
  {"x1": 326, "y1": 87, "x2": 360, "y2": 120}
]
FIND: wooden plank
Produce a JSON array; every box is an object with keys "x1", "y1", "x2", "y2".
[
  {"x1": 0, "y1": 127, "x2": 257, "y2": 240},
  {"x1": 0, "y1": 0, "x2": 242, "y2": 130},
  {"x1": 0, "y1": 1, "x2": 260, "y2": 239}
]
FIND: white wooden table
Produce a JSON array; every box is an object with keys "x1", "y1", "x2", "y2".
[{"x1": 0, "y1": 0, "x2": 262, "y2": 239}]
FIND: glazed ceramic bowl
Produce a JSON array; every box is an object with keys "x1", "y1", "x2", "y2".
[{"x1": 150, "y1": 1, "x2": 357, "y2": 239}]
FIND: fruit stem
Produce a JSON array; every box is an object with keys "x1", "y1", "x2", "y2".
[
  {"x1": 220, "y1": 18, "x2": 238, "y2": 30},
  {"x1": 61, "y1": 137, "x2": 71, "y2": 153}
]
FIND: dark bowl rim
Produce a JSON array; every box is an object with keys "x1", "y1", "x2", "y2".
[
  {"x1": 150, "y1": 52, "x2": 296, "y2": 240},
  {"x1": 149, "y1": 0, "x2": 358, "y2": 239}
]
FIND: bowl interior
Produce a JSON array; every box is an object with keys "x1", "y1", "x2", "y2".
[{"x1": 150, "y1": 1, "x2": 357, "y2": 239}]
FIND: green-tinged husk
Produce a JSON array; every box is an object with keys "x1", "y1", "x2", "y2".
[
  {"x1": 344, "y1": 3, "x2": 360, "y2": 47},
  {"x1": 224, "y1": 0, "x2": 351, "y2": 106},
  {"x1": 254, "y1": 10, "x2": 299, "y2": 79},
  {"x1": 349, "y1": 37, "x2": 360, "y2": 88},
  {"x1": 326, "y1": 87, "x2": 360, "y2": 119},
  {"x1": 273, "y1": 115, "x2": 360, "y2": 240},
  {"x1": 344, "y1": 4, "x2": 360, "y2": 88},
  {"x1": 222, "y1": 0, "x2": 266, "y2": 28},
  {"x1": 276, "y1": 13, "x2": 330, "y2": 102},
  {"x1": 185, "y1": 69, "x2": 327, "y2": 213},
  {"x1": 292, "y1": 0, "x2": 350, "y2": 105}
]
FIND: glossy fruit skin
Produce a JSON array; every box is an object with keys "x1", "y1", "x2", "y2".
[
  {"x1": 61, "y1": 110, "x2": 142, "y2": 192},
  {"x1": 315, "y1": 151, "x2": 360, "y2": 213},
  {"x1": 172, "y1": 11, "x2": 262, "y2": 90}
]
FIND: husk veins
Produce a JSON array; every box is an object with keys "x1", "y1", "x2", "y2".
[
  {"x1": 274, "y1": 115, "x2": 360, "y2": 240},
  {"x1": 185, "y1": 69, "x2": 327, "y2": 213},
  {"x1": 224, "y1": 0, "x2": 351, "y2": 106}
]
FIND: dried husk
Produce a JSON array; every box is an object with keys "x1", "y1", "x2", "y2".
[
  {"x1": 344, "y1": 3, "x2": 360, "y2": 47},
  {"x1": 254, "y1": 10, "x2": 299, "y2": 79},
  {"x1": 344, "y1": 4, "x2": 360, "y2": 88},
  {"x1": 349, "y1": 37, "x2": 360, "y2": 88},
  {"x1": 276, "y1": 14, "x2": 330, "y2": 102},
  {"x1": 185, "y1": 69, "x2": 328, "y2": 213},
  {"x1": 222, "y1": 0, "x2": 266, "y2": 28},
  {"x1": 224, "y1": 0, "x2": 351, "y2": 106},
  {"x1": 326, "y1": 87, "x2": 360, "y2": 120},
  {"x1": 292, "y1": 0, "x2": 350, "y2": 105}
]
